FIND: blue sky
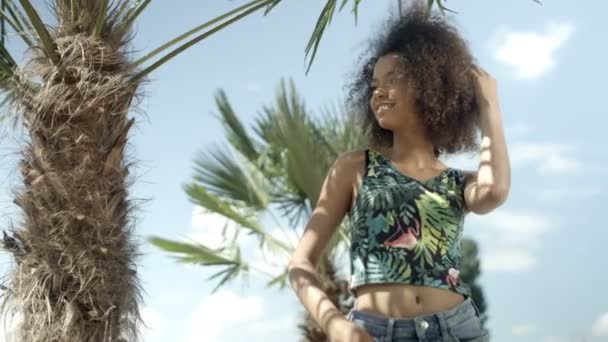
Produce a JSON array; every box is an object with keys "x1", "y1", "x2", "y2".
[{"x1": 1, "y1": 0, "x2": 607, "y2": 341}]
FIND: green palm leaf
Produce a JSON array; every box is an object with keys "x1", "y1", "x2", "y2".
[
  {"x1": 149, "y1": 237, "x2": 237, "y2": 266},
  {"x1": 94, "y1": 0, "x2": 109, "y2": 36},
  {"x1": 131, "y1": 0, "x2": 273, "y2": 82},
  {"x1": 120, "y1": 0, "x2": 151, "y2": 30},
  {"x1": 192, "y1": 145, "x2": 269, "y2": 210},
  {"x1": 149, "y1": 236, "x2": 250, "y2": 293},
  {"x1": 214, "y1": 89, "x2": 260, "y2": 162},
  {"x1": 0, "y1": 0, "x2": 33, "y2": 46},
  {"x1": 184, "y1": 183, "x2": 291, "y2": 253},
  {"x1": 18, "y1": 0, "x2": 58, "y2": 63}
]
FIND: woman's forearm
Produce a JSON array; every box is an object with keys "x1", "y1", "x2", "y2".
[
  {"x1": 477, "y1": 103, "x2": 511, "y2": 200},
  {"x1": 288, "y1": 260, "x2": 348, "y2": 341}
]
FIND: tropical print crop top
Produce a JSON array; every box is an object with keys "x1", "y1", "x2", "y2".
[{"x1": 348, "y1": 149, "x2": 471, "y2": 297}]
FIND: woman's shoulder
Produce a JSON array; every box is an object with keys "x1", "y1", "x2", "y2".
[
  {"x1": 333, "y1": 149, "x2": 368, "y2": 178},
  {"x1": 336, "y1": 149, "x2": 368, "y2": 166}
]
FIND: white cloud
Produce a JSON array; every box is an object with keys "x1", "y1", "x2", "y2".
[
  {"x1": 510, "y1": 142, "x2": 581, "y2": 174},
  {"x1": 481, "y1": 248, "x2": 536, "y2": 272},
  {"x1": 183, "y1": 289, "x2": 264, "y2": 342},
  {"x1": 512, "y1": 323, "x2": 537, "y2": 336},
  {"x1": 248, "y1": 314, "x2": 300, "y2": 340},
  {"x1": 469, "y1": 209, "x2": 553, "y2": 248},
  {"x1": 443, "y1": 140, "x2": 582, "y2": 175},
  {"x1": 467, "y1": 209, "x2": 553, "y2": 272},
  {"x1": 492, "y1": 21, "x2": 574, "y2": 80},
  {"x1": 592, "y1": 312, "x2": 608, "y2": 337},
  {"x1": 140, "y1": 307, "x2": 166, "y2": 342},
  {"x1": 537, "y1": 187, "x2": 603, "y2": 201}
]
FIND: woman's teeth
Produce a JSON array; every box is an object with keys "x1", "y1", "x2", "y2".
[{"x1": 378, "y1": 104, "x2": 393, "y2": 114}]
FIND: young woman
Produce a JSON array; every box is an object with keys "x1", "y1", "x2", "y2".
[{"x1": 288, "y1": 5, "x2": 510, "y2": 342}]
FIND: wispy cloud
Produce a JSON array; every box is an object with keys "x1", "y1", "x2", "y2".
[
  {"x1": 469, "y1": 209, "x2": 553, "y2": 248},
  {"x1": 467, "y1": 209, "x2": 553, "y2": 272},
  {"x1": 492, "y1": 21, "x2": 574, "y2": 80},
  {"x1": 183, "y1": 289, "x2": 264, "y2": 342},
  {"x1": 592, "y1": 312, "x2": 608, "y2": 337},
  {"x1": 510, "y1": 142, "x2": 581, "y2": 174},
  {"x1": 512, "y1": 323, "x2": 537, "y2": 336},
  {"x1": 482, "y1": 248, "x2": 536, "y2": 272},
  {"x1": 537, "y1": 187, "x2": 604, "y2": 201}
]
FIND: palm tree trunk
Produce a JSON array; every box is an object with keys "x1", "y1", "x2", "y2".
[{"x1": 1, "y1": 2, "x2": 142, "y2": 341}]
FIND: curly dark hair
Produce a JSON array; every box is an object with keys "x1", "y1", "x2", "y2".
[{"x1": 347, "y1": 5, "x2": 481, "y2": 156}]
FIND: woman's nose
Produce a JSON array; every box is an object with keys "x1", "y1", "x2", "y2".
[{"x1": 372, "y1": 88, "x2": 387, "y2": 103}]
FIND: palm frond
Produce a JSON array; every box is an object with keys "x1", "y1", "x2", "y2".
[
  {"x1": 0, "y1": 39, "x2": 17, "y2": 91},
  {"x1": 266, "y1": 267, "x2": 289, "y2": 289},
  {"x1": 318, "y1": 102, "x2": 366, "y2": 152},
  {"x1": 149, "y1": 237, "x2": 238, "y2": 266},
  {"x1": 94, "y1": 0, "x2": 110, "y2": 37},
  {"x1": 274, "y1": 80, "x2": 331, "y2": 205},
  {"x1": 183, "y1": 183, "x2": 291, "y2": 253},
  {"x1": 69, "y1": 0, "x2": 78, "y2": 21},
  {"x1": 149, "y1": 237, "x2": 250, "y2": 293},
  {"x1": 121, "y1": 0, "x2": 152, "y2": 30},
  {"x1": 435, "y1": 0, "x2": 457, "y2": 15},
  {"x1": 263, "y1": 0, "x2": 282, "y2": 15},
  {"x1": 0, "y1": 5, "x2": 34, "y2": 47},
  {"x1": 1, "y1": 0, "x2": 6, "y2": 45},
  {"x1": 303, "y1": 0, "x2": 363, "y2": 74},
  {"x1": 214, "y1": 90, "x2": 260, "y2": 161},
  {"x1": 351, "y1": 0, "x2": 362, "y2": 24},
  {"x1": 192, "y1": 145, "x2": 270, "y2": 211},
  {"x1": 131, "y1": 0, "x2": 270, "y2": 82},
  {"x1": 249, "y1": 80, "x2": 343, "y2": 226},
  {"x1": 18, "y1": 0, "x2": 59, "y2": 64},
  {"x1": 303, "y1": 0, "x2": 337, "y2": 75}
]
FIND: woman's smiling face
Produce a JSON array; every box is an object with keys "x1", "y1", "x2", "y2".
[{"x1": 370, "y1": 53, "x2": 417, "y2": 131}]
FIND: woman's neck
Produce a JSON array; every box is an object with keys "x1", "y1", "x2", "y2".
[{"x1": 389, "y1": 129, "x2": 439, "y2": 169}]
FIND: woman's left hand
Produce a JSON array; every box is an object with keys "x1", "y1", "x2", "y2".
[{"x1": 472, "y1": 65, "x2": 500, "y2": 111}]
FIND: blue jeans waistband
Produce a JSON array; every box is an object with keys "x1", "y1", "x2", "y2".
[{"x1": 346, "y1": 297, "x2": 481, "y2": 340}]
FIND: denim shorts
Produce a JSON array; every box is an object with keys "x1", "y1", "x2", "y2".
[{"x1": 346, "y1": 297, "x2": 490, "y2": 342}]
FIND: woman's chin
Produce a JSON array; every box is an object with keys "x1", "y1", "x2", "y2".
[{"x1": 377, "y1": 118, "x2": 395, "y2": 130}]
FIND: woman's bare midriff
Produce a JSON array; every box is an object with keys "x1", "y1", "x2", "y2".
[{"x1": 354, "y1": 283, "x2": 465, "y2": 318}]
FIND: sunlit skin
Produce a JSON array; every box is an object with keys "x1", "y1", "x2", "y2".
[{"x1": 288, "y1": 53, "x2": 510, "y2": 342}]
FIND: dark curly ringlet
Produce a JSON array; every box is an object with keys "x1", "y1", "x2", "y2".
[{"x1": 346, "y1": 5, "x2": 481, "y2": 156}]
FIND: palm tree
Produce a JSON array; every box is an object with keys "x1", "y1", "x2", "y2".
[
  {"x1": 150, "y1": 79, "x2": 365, "y2": 341},
  {"x1": 0, "y1": 1, "x2": 301, "y2": 341},
  {"x1": 150, "y1": 80, "x2": 488, "y2": 341}
]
